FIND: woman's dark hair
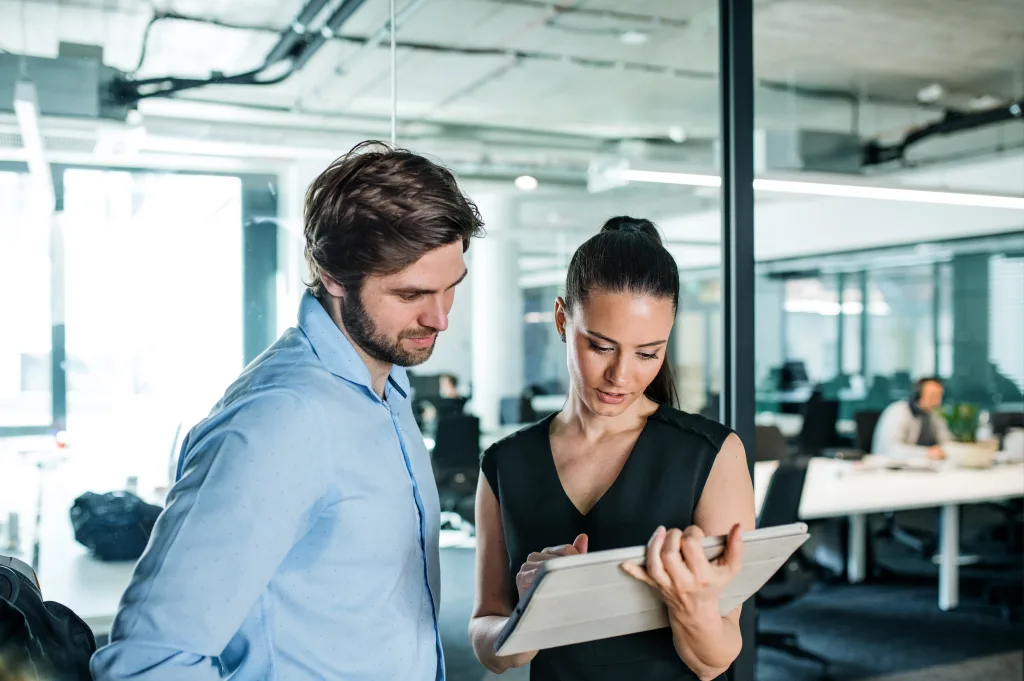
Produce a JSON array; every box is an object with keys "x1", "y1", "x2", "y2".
[
  {"x1": 304, "y1": 140, "x2": 485, "y2": 298},
  {"x1": 564, "y1": 216, "x2": 680, "y2": 407}
]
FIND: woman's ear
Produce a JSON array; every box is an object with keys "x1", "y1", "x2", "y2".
[{"x1": 554, "y1": 297, "x2": 568, "y2": 343}]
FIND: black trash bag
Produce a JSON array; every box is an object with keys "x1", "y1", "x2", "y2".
[
  {"x1": 69, "y1": 491, "x2": 162, "y2": 562},
  {"x1": 0, "y1": 564, "x2": 96, "y2": 680}
]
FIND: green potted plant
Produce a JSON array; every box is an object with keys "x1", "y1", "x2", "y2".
[
  {"x1": 940, "y1": 403, "x2": 998, "y2": 468},
  {"x1": 941, "y1": 403, "x2": 979, "y2": 443}
]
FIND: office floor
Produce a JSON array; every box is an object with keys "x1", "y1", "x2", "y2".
[{"x1": 438, "y1": 548, "x2": 1023, "y2": 681}]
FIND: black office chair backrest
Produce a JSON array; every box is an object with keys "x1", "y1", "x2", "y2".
[
  {"x1": 432, "y1": 414, "x2": 480, "y2": 469},
  {"x1": 757, "y1": 457, "x2": 809, "y2": 530},
  {"x1": 992, "y1": 411, "x2": 1024, "y2": 437},
  {"x1": 435, "y1": 397, "x2": 467, "y2": 417},
  {"x1": 798, "y1": 396, "x2": 838, "y2": 455},
  {"x1": 854, "y1": 410, "x2": 883, "y2": 453}
]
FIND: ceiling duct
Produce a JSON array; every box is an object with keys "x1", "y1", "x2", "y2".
[
  {"x1": 754, "y1": 129, "x2": 863, "y2": 175},
  {"x1": 0, "y1": 43, "x2": 131, "y2": 121}
]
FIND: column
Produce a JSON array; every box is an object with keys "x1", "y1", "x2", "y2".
[
  {"x1": 242, "y1": 175, "x2": 279, "y2": 365},
  {"x1": 859, "y1": 270, "x2": 869, "y2": 378},
  {"x1": 470, "y1": 194, "x2": 523, "y2": 434},
  {"x1": 951, "y1": 254, "x2": 990, "y2": 403}
]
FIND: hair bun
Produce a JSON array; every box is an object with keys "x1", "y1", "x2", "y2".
[{"x1": 599, "y1": 216, "x2": 663, "y2": 245}]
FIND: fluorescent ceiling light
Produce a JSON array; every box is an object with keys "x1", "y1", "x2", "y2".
[
  {"x1": 13, "y1": 79, "x2": 55, "y2": 210},
  {"x1": 514, "y1": 175, "x2": 539, "y2": 191},
  {"x1": 620, "y1": 169, "x2": 721, "y2": 188},
  {"x1": 619, "y1": 30, "x2": 649, "y2": 45},
  {"x1": 617, "y1": 169, "x2": 1024, "y2": 210},
  {"x1": 753, "y1": 178, "x2": 1024, "y2": 209}
]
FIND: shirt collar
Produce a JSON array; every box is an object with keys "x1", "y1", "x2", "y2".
[{"x1": 298, "y1": 291, "x2": 409, "y2": 401}]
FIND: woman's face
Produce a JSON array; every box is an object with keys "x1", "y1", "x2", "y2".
[{"x1": 556, "y1": 291, "x2": 675, "y2": 418}]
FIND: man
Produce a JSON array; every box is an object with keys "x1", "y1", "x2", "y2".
[
  {"x1": 872, "y1": 377, "x2": 952, "y2": 460},
  {"x1": 91, "y1": 141, "x2": 483, "y2": 680}
]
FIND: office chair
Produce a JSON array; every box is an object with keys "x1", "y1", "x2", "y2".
[
  {"x1": 797, "y1": 394, "x2": 839, "y2": 456},
  {"x1": 992, "y1": 411, "x2": 1024, "y2": 448},
  {"x1": 852, "y1": 410, "x2": 882, "y2": 454},
  {"x1": 431, "y1": 415, "x2": 481, "y2": 521},
  {"x1": 756, "y1": 457, "x2": 831, "y2": 678}
]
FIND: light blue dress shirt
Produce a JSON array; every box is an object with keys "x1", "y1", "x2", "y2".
[{"x1": 91, "y1": 292, "x2": 445, "y2": 680}]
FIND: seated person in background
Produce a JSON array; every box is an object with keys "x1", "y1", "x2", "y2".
[
  {"x1": 439, "y1": 372, "x2": 460, "y2": 398},
  {"x1": 469, "y1": 217, "x2": 755, "y2": 681},
  {"x1": 872, "y1": 377, "x2": 951, "y2": 460}
]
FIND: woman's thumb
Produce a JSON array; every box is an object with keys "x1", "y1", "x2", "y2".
[{"x1": 573, "y1": 533, "x2": 589, "y2": 554}]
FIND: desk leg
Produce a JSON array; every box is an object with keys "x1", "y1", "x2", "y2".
[
  {"x1": 847, "y1": 514, "x2": 867, "y2": 584},
  {"x1": 939, "y1": 503, "x2": 960, "y2": 611}
]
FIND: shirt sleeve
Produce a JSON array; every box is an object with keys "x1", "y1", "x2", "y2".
[
  {"x1": 875, "y1": 403, "x2": 928, "y2": 459},
  {"x1": 90, "y1": 389, "x2": 331, "y2": 680}
]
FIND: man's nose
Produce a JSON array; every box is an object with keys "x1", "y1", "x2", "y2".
[{"x1": 420, "y1": 299, "x2": 449, "y2": 332}]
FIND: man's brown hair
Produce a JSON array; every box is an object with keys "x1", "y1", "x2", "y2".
[{"x1": 304, "y1": 141, "x2": 484, "y2": 298}]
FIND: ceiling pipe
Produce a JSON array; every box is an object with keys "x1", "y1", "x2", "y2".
[
  {"x1": 864, "y1": 99, "x2": 1024, "y2": 166},
  {"x1": 264, "y1": 0, "x2": 333, "y2": 66},
  {"x1": 292, "y1": 0, "x2": 370, "y2": 70},
  {"x1": 115, "y1": 0, "x2": 368, "y2": 104}
]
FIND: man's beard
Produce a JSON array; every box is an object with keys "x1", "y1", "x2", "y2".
[{"x1": 341, "y1": 289, "x2": 438, "y2": 367}]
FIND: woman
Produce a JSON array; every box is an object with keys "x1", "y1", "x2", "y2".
[{"x1": 469, "y1": 217, "x2": 755, "y2": 681}]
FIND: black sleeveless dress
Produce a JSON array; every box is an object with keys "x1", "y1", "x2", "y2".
[{"x1": 480, "y1": 404, "x2": 733, "y2": 681}]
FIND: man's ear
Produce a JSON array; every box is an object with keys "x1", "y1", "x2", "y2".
[{"x1": 321, "y1": 274, "x2": 345, "y2": 298}]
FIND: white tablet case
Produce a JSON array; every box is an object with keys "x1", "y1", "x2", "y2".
[{"x1": 495, "y1": 522, "x2": 809, "y2": 656}]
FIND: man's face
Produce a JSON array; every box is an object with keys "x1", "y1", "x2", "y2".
[
  {"x1": 337, "y1": 242, "x2": 467, "y2": 368},
  {"x1": 918, "y1": 380, "x2": 944, "y2": 412}
]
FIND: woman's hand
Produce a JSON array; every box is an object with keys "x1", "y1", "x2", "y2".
[
  {"x1": 620, "y1": 524, "x2": 742, "y2": 625},
  {"x1": 515, "y1": 534, "x2": 588, "y2": 599}
]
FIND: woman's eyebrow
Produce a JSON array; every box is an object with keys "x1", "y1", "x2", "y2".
[{"x1": 586, "y1": 330, "x2": 666, "y2": 348}]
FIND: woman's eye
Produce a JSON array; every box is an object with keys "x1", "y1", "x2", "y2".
[
  {"x1": 588, "y1": 342, "x2": 613, "y2": 353},
  {"x1": 639, "y1": 353, "x2": 659, "y2": 361}
]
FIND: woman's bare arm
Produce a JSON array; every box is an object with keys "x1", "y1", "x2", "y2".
[{"x1": 468, "y1": 475, "x2": 537, "y2": 673}]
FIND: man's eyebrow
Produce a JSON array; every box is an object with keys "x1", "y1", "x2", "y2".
[
  {"x1": 449, "y1": 268, "x2": 468, "y2": 288},
  {"x1": 390, "y1": 286, "x2": 434, "y2": 296},
  {"x1": 390, "y1": 269, "x2": 468, "y2": 296},
  {"x1": 586, "y1": 330, "x2": 667, "y2": 348}
]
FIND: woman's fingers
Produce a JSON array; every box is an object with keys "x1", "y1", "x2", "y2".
[
  {"x1": 721, "y1": 524, "x2": 744, "y2": 578},
  {"x1": 663, "y1": 528, "x2": 696, "y2": 591},
  {"x1": 620, "y1": 561, "x2": 656, "y2": 587},
  {"x1": 679, "y1": 539, "x2": 709, "y2": 588},
  {"x1": 645, "y1": 526, "x2": 669, "y2": 587}
]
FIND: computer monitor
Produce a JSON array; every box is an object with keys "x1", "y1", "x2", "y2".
[{"x1": 780, "y1": 361, "x2": 809, "y2": 389}]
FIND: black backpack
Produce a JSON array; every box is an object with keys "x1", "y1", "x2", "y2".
[
  {"x1": 70, "y1": 491, "x2": 162, "y2": 562},
  {"x1": 0, "y1": 557, "x2": 96, "y2": 680}
]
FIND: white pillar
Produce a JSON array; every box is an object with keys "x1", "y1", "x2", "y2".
[{"x1": 471, "y1": 194, "x2": 523, "y2": 433}]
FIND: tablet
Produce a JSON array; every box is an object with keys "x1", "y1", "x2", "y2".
[{"x1": 495, "y1": 522, "x2": 809, "y2": 657}]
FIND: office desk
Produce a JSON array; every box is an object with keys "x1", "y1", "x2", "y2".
[
  {"x1": 11, "y1": 451, "x2": 1020, "y2": 638},
  {"x1": 754, "y1": 457, "x2": 1024, "y2": 610}
]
